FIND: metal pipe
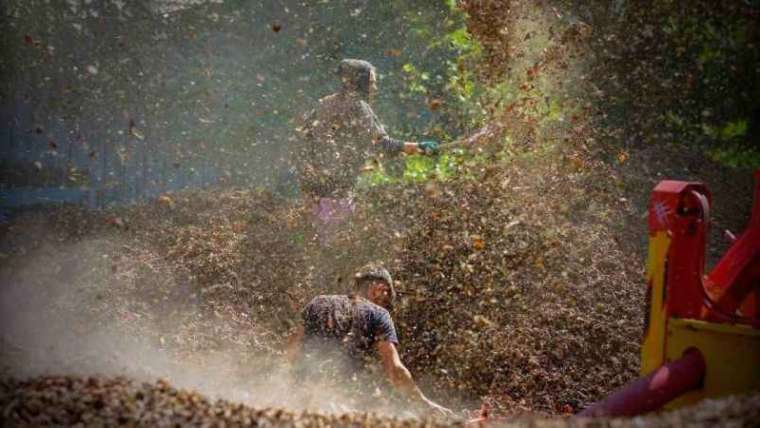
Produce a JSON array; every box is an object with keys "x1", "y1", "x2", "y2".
[{"x1": 578, "y1": 348, "x2": 706, "y2": 417}]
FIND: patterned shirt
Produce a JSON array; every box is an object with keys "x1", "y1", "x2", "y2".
[
  {"x1": 302, "y1": 294, "x2": 398, "y2": 360},
  {"x1": 297, "y1": 295, "x2": 403, "y2": 406}
]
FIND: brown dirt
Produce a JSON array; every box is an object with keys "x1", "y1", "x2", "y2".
[{"x1": 1, "y1": 375, "x2": 758, "y2": 427}]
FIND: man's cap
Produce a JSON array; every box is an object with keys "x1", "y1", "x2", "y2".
[
  {"x1": 337, "y1": 59, "x2": 375, "y2": 92},
  {"x1": 354, "y1": 262, "x2": 395, "y2": 301}
]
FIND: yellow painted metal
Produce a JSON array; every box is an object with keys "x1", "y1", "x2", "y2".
[
  {"x1": 664, "y1": 318, "x2": 760, "y2": 408},
  {"x1": 641, "y1": 232, "x2": 671, "y2": 375}
]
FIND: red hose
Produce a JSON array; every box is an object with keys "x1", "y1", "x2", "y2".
[{"x1": 578, "y1": 348, "x2": 706, "y2": 417}]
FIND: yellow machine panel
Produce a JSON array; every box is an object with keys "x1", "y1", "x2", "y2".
[{"x1": 665, "y1": 318, "x2": 760, "y2": 408}]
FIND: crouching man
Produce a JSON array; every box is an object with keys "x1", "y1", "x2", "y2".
[{"x1": 285, "y1": 263, "x2": 453, "y2": 416}]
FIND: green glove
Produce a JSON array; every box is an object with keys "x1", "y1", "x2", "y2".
[{"x1": 418, "y1": 140, "x2": 440, "y2": 155}]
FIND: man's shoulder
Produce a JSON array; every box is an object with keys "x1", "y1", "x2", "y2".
[
  {"x1": 357, "y1": 100, "x2": 375, "y2": 115},
  {"x1": 318, "y1": 92, "x2": 368, "y2": 108},
  {"x1": 308, "y1": 294, "x2": 349, "y2": 306},
  {"x1": 305, "y1": 295, "x2": 391, "y2": 320},
  {"x1": 312, "y1": 93, "x2": 360, "y2": 118},
  {"x1": 355, "y1": 297, "x2": 392, "y2": 319},
  {"x1": 303, "y1": 295, "x2": 351, "y2": 325},
  {"x1": 355, "y1": 298, "x2": 397, "y2": 344},
  {"x1": 317, "y1": 93, "x2": 343, "y2": 107}
]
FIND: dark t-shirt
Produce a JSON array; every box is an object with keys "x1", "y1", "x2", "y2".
[
  {"x1": 298, "y1": 295, "x2": 403, "y2": 408},
  {"x1": 302, "y1": 294, "x2": 398, "y2": 360}
]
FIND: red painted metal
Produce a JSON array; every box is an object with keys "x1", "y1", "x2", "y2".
[
  {"x1": 578, "y1": 349, "x2": 706, "y2": 418},
  {"x1": 578, "y1": 170, "x2": 760, "y2": 419},
  {"x1": 702, "y1": 170, "x2": 760, "y2": 324},
  {"x1": 649, "y1": 181, "x2": 711, "y2": 320},
  {"x1": 467, "y1": 171, "x2": 760, "y2": 423},
  {"x1": 648, "y1": 170, "x2": 760, "y2": 325}
]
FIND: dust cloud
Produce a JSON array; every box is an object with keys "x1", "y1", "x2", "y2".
[{"x1": 0, "y1": 233, "x2": 431, "y2": 418}]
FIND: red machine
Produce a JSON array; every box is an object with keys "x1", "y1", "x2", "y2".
[
  {"x1": 580, "y1": 169, "x2": 760, "y2": 417},
  {"x1": 468, "y1": 170, "x2": 760, "y2": 424}
]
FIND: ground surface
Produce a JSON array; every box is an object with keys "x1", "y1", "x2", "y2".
[{"x1": 1, "y1": 376, "x2": 758, "y2": 427}]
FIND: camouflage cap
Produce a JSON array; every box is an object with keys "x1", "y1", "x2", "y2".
[{"x1": 354, "y1": 262, "x2": 396, "y2": 302}]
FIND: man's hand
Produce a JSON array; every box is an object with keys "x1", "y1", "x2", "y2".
[
  {"x1": 377, "y1": 341, "x2": 453, "y2": 416},
  {"x1": 417, "y1": 140, "x2": 439, "y2": 155},
  {"x1": 284, "y1": 325, "x2": 305, "y2": 365},
  {"x1": 423, "y1": 398, "x2": 454, "y2": 417}
]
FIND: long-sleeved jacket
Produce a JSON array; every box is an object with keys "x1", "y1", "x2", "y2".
[{"x1": 296, "y1": 92, "x2": 404, "y2": 198}]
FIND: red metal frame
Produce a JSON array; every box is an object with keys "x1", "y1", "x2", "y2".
[
  {"x1": 702, "y1": 170, "x2": 760, "y2": 324},
  {"x1": 470, "y1": 171, "x2": 760, "y2": 423},
  {"x1": 648, "y1": 181, "x2": 712, "y2": 320},
  {"x1": 579, "y1": 169, "x2": 760, "y2": 418},
  {"x1": 650, "y1": 171, "x2": 760, "y2": 326}
]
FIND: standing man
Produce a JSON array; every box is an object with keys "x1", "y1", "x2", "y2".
[
  {"x1": 285, "y1": 263, "x2": 453, "y2": 416},
  {"x1": 295, "y1": 59, "x2": 439, "y2": 244}
]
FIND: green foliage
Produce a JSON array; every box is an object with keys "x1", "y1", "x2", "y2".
[
  {"x1": 395, "y1": 2, "x2": 487, "y2": 143},
  {"x1": 440, "y1": 18, "x2": 487, "y2": 131},
  {"x1": 356, "y1": 166, "x2": 394, "y2": 189},
  {"x1": 403, "y1": 153, "x2": 458, "y2": 181},
  {"x1": 579, "y1": 0, "x2": 760, "y2": 168},
  {"x1": 356, "y1": 146, "x2": 493, "y2": 195},
  {"x1": 401, "y1": 63, "x2": 429, "y2": 95},
  {"x1": 718, "y1": 119, "x2": 748, "y2": 141},
  {"x1": 708, "y1": 144, "x2": 760, "y2": 169},
  {"x1": 446, "y1": 27, "x2": 474, "y2": 52}
]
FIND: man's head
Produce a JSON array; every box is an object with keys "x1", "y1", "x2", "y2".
[
  {"x1": 337, "y1": 59, "x2": 377, "y2": 101},
  {"x1": 353, "y1": 262, "x2": 395, "y2": 309}
]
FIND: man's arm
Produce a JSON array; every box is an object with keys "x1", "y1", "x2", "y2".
[
  {"x1": 379, "y1": 137, "x2": 423, "y2": 155},
  {"x1": 361, "y1": 102, "x2": 434, "y2": 156},
  {"x1": 285, "y1": 325, "x2": 305, "y2": 365},
  {"x1": 376, "y1": 340, "x2": 453, "y2": 416},
  {"x1": 402, "y1": 142, "x2": 424, "y2": 155}
]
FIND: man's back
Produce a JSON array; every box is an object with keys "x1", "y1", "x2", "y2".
[
  {"x1": 285, "y1": 271, "x2": 453, "y2": 415},
  {"x1": 297, "y1": 93, "x2": 396, "y2": 198},
  {"x1": 301, "y1": 294, "x2": 398, "y2": 361}
]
